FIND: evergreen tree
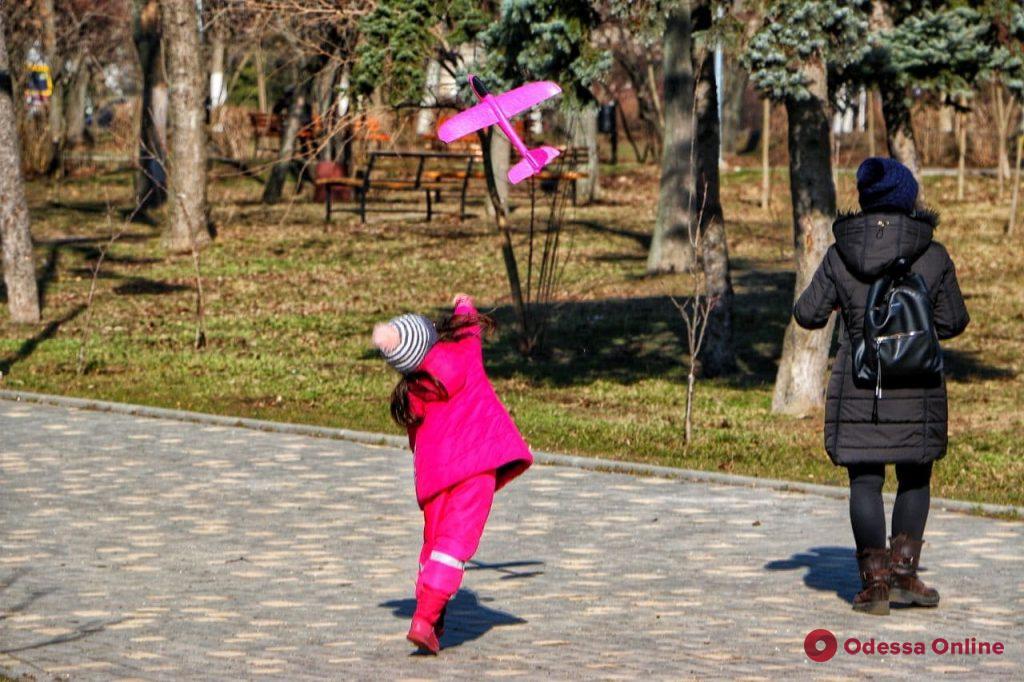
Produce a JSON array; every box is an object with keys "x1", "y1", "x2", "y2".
[
  {"x1": 352, "y1": 0, "x2": 491, "y2": 106},
  {"x1": 743, "y1": 0, "x2": 868, "y2": 416}
]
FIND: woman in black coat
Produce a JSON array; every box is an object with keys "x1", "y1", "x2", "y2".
[{"x1": 794, "y1": 157, "x2": 969, "y2": 616}]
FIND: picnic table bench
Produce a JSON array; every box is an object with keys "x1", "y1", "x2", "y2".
[{"x1": 316, "y1": 150, "x2": 477, "y2": 223}]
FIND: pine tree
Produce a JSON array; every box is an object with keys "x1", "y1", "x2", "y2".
[{"x1": 743, "y1": 0, "x2": 868, "y2": 416}]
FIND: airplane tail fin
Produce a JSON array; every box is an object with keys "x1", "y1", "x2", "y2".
[{"x1": 507, "y1": 145, "x2": 561, "y2": 185}]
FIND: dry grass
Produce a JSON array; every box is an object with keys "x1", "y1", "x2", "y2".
[{"x1": 1, "y1": 162, "x2": 1021, "y2": 506}]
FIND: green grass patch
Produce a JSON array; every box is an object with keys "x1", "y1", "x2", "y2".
[{"x1": 2, "y1": 166, "x2": 1021, "y2": 507}]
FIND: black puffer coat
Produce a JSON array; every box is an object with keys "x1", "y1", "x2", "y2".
[{"x1": 794, "y1": 210, "x2": 970, "y2": 466}]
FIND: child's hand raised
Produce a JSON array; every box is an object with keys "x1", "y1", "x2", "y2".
[{"x1": 452, "y1": 293, "x2": 473, "y2": 308}]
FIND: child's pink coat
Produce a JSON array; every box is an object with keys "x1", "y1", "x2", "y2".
[{"x1": 407, "y1": 300, "x2": 532, "y2": 507}]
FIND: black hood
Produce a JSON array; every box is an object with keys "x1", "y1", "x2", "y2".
[{"x1": 832, "y1": 209, "x2": 938, "y2": 278}]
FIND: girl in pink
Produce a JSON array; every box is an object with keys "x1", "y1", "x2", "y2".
[{"x1": 372, "y1": 294, "x2": 532, "y2": 654}]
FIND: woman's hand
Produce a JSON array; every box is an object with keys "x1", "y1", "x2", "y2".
[{"x1": 452, "y1": 293, "x2": 472, "y2": 308}]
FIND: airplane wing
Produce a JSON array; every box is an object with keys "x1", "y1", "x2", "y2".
[
  {"x1": 492, "y1": 81, "x2": 562, "y2": 118},
  {"x1": 437, "y1": 81, "x2": 562, "y2": 142},
  {"x1": 437, "y1": 103, "x2": 498, "y2": 143}
]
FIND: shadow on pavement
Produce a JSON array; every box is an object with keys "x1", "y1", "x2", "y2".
[
  {"x1": 0, "y1": 619, "x2": 121, "y2": 655},
  {"x1": 764, "y1": 546, "x2": 859, "y2": 604},
  {"x1": 467, "y1": 559, "x2": 545, "y2": 581},
  {"x1": 380, "y1": 588, "x2": 526, "y2": 651},
  {"x1": 1, "y1": 569, "x2": 121, "y2": 655}
]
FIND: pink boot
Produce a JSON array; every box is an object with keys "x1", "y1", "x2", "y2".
[{"x1": 407, "y1": 585, "x2": 449, "y2": 654}]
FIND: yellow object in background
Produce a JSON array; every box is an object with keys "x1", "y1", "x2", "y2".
[{"x1": 25, "y1": 63, "x2": 53, "y2": 99}]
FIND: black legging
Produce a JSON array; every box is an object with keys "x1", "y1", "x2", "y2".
[{"x1": 847, "y1": 462, "x2": 932, "y2": 551}]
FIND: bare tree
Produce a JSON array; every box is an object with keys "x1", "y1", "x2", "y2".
[
  {"x1": 161, "y1": 0, "x2": 210, "y2": 251},
  {"x1": 263, "y1": 66, "x2": 310, "y2": 204},
  {"x1": 38, "y1": 0, "x2": 64, "y2": 173},
  {"x1": 956, "y1": 99, "x2": 968, "y2": 201},
  {"x1": 760, "y1": 97, "x2": 771, "y2": 209},
  {"x1": 571, "y1": 103, "x2": 600, "y2": 204},
  {"x1": 671, "y1": 191, "x2": 717, "y2": 445},
  {"x1": 63, "y1": 61, "x2": 90, "y2": 151},
  {"x1": 647, "y1": 3, "x2": 696, "y2": 274},
  {"x1": 0, "y1": 12, "x2": 41, "y2": 324},
  {"x1": 692, "y1": 0, "x2": 734, "y2": 376},
  {"x1": 1008, "y1": 109, "x2": 1023, "y2": 236},
  {"x1": 992, "y1": 81, "x2": 1016, "y2": 198},
  {"x1": 134, "y1": 0, "x2": 168, "y2": 211}
]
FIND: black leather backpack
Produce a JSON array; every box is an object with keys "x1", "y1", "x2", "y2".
[{"x1": 853, "y1": 259, "x2": 943, "y2": 422}]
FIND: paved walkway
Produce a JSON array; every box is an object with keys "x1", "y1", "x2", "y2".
[{"x1": 1, "y1": 400, "x2": 1021, "y2": 680}]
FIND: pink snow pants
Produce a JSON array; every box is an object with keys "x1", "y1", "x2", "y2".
[{"x1": 416, "y1": 470, "x2": 496, "y2": 598}]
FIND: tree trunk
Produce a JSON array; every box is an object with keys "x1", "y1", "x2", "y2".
[
  {"x1": 772, "y1": 57, "x2": 836, "y2": 416},
  {"x1": 479, "y1": 129, "x2": 530, "y2": 354},
  {"x1": 208, "y1": 24, "x2": 226, "y2": 131},
  {"x1": 647, "y1": 4, "x2": 695, "y2": 274},
  {"x1": 263, "y1": 75, "x2": 308, "y2": 204},
  {"x1": 867, "y1": 87, "x2": 876, "y2": 157},
  {"x1": 134, "y1": 0, "x2": 168, "y2": 211},
  {"x1": 0, "y1": 14, "x2": 41, "y2": 324},
  {"x1": 878, "y1": 85, "x2": 922, "y2": 185},
  {"x1": 415, "y1": 60, "x2": 440, "y2": 137},
  {"x1": 693, "y1": 0, "x2": 734, "y2": 376},
  {"x1": 871, "y1": 1, "x2": 923, "y2": 192},
  {"x1": 313, "y1": 60, "x2": 341, "y2": 161},
  {"x1": 161, "y1": 0, "x2": 210, "y2": 252},
  {"x1": 63, "y1": 62, "x2": 90, "y2": 150},
  {"x1": 39, "y1": 0, "x2": 64, "y2": 174},
  {"x1": 761, "y1": 97, "x2": 771, "y2": 209},
  {"x1": 485, "y1": 131, "x2": 510, "y2": 218},
  {"x1": 255, "y1": 48, "x2": 268, "y2": 113},
  {"x1": 1008, "y1": 109, "x2": 1023, "y2": 235},
  {"x1": 572, "y1": 103, "x2": 600, "y2": 204},
  {"x1": 956, "y1": 104, "x2": 967, "y2": 202}
]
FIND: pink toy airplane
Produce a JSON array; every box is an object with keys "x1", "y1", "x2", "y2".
[{"x1": 438, "y1": 74, "x2": 562, "y2": 184}]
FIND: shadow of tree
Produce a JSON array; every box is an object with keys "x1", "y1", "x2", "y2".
[
  {"x1": 0, "y1": 305, "x2": 86, "y2": 375},
  {"x1": 0, "y1": 619, "x2": 120, "y2": 655},
  {"x1": 571, "y1": 219, "x2": 652, "y2": 249},
  {"x1": 943, "y1": 349, "x2": 1017, "y2": 382},
  {"x1": 112, "y1": 278, "x2": 191, "y2": 296},
  {"x1": 479, "y1": 275, "x2": 792, "y2": 388},
  {"x1": 0, "y1": 569, "x2": 120, "y2": 655},
  {"x1": 380, "y1": 588, "x2": 526, "y2": 651},
  {"x1": 483, "y1": 296, "x2": 687, "y2": 387}
]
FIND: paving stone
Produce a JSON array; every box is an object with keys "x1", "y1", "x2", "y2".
[{"x1": 1, "y1": 400, "x2": 1022, "y2": 679}]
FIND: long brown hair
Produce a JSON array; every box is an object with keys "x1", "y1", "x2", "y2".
[{"x1": 389, "y1": 312, "x2": 496, "y2": 427}]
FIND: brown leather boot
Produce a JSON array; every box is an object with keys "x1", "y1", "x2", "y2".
[
  {"x1": 890, "y1": 533, "x2": 940, "y2": 607},
  {"x1": 853, "y1": 547, "x2": 890, "y2": 615}
]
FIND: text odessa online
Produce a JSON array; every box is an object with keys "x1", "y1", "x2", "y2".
[{"x1": 844, "y1": 637, "x2": 1005, "y2": 656}]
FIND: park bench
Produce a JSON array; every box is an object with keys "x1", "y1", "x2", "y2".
[
  {"x1": 316, "y1": 150, "x2": 476, "y2": 223},
  {"x1": 534, "y1": 146, "x2": 590, "y2": 205}
]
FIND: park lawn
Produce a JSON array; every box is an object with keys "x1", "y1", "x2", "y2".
[{"x1": 1, "y1": 164, "x2": 1021, "y2": 508}]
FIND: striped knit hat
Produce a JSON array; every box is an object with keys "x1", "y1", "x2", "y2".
[{"x1": 373, "y1": 314, "x2": 438, "y2": 374}]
